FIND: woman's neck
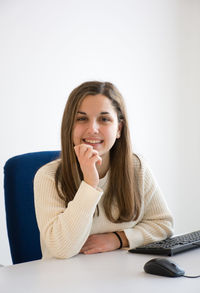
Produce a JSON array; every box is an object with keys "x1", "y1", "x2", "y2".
[{"x1": 97, "y1": 153, "x2": 110, "y2": 179}]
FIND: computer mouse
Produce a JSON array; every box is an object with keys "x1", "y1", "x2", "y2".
[{"x1": 144, "y1": 258, "x2": 185, "y2": 277}]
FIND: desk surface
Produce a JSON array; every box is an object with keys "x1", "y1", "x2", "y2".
[{"x1": 1, "y1": 249, "x2": 200, "y2": 293}]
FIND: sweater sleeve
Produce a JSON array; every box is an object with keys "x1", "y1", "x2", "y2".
[
  {"x1": 34, "y1": 163, "x2": 103, "y2": 259},
  {"x1": 124, "y1": 158, "x2": 174, "y2": 249}
]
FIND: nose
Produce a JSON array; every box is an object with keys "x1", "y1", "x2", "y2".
[{"x1": 87, "y1": 119, "x2": 99, "y2": 133}]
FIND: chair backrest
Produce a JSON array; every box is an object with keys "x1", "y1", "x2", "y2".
[{"x1": 4, "y1": 151, "x2": 60, "y2": 264}]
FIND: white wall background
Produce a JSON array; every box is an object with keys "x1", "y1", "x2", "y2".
[{"x1": 0, "y1": 0, "x2": 199, "y2": 265}]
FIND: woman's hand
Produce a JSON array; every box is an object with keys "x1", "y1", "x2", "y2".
[
  {"x1": 74, "y1": 144, "x2": 102, "y2": 188},
  {"x1": 80, "y1": 233, "x2": 122, "y2": 255}
]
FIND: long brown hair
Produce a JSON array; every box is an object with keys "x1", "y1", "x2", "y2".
[{"x1": 55, "y1": 81, "x2": 141, "y2": 223}]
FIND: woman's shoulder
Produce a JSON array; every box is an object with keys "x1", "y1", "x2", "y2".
[
  {"x1": 133, "y1": 153, "x2": 144, "y2": 169},
  {"x1": 133, "y1": 153, "x2": 159, "y2": 188},
  {"x1": 133, "y1": 153, "x2": 151, "y2": 175},
  {"x1": 34, "y1": 159, "x2": 61, "y2": 180}
]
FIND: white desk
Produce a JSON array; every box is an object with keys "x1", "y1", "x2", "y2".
[{"x1": 1, "y1": 249, "x2": 200, "y2": 293}]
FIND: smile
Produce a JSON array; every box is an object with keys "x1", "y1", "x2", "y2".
[{"x1": 83, "y1": 139, "x2": 103, "y2": 144}]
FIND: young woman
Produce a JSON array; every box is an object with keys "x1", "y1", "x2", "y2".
[{"x1": 34, "y1": 81, "x2": 173, "y2": 259}]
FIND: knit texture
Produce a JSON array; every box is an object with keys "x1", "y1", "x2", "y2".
[{"x1": 34, "y1": 155, "x2": 173, "y2": 259}]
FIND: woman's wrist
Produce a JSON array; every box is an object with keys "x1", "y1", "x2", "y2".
[
  {"x1": 113, "y1": 231, "x2": 129, "y2": 248},
  {"x1": 113, "y1": 232, "x2": 123, "y2": 249}
]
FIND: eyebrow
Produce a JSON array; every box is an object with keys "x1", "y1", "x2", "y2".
[{"x1": 77, "y1": 111, "x2": 110, "y2": 115}]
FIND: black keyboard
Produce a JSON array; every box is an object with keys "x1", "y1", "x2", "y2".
[{"x1": 129, "y1": 230, "x2": 200, "y2": 256}]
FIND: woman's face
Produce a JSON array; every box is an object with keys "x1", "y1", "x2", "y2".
[{"x1": 73, "y1": 94, "x2": 122, "y2": 160}]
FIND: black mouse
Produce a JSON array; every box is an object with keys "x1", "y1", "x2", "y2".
[{"x1": 144, "y1": 258, "x2": 185, "y2": 277}]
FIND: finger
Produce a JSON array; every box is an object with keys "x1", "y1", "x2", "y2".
[
  {"x1": 74, "y1": 144, "x2": 92, "y2": 160},
  {"x1": 80, "y1": 243, "x2": 93, "y2": 253},
  {"x1": 89, "y1": 154, "x2": 102, "y2": 166},
  {"x1": 80, "y1": 235, "x2": 95, "y2": 252},
  {"x1": 74, "y1": 145, "x2": 79, "y2": 154},
  {"x1": 96, "y1": 155, "x2": 102, "y2": 165},
  {"x1": 83, "y1": 248, "x2": 100, "y2": 255},
  {"x1": 74, "y1": 145, "x2": 82, "y2": 158},
  {"x1": 84, "y1": 147, "x2": 97, "y2": 159},
  {"x1": 79, "y1": 146, "x2": 100, "y2": 162},
  {"x1": 79, "y1": 144, "x2": 93, "y2": 157},
  {"x1": 81, "y1": 243, "x2": 99, "y2": 254},
  {"x1": 74, "y1": 144, "x2": 92, "y2": 152}
]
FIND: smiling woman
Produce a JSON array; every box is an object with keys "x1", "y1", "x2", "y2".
[
  {"x1": 73, "y1": 94, "x2": 122, "y2": 185},
  {"x1": 33, "y1": 81, "x2": 174, "y2": 259}
]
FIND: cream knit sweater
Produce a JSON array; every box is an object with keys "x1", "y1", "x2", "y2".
[{"x1": 34, "y1": 155, "x2": 173, "y2": 259}]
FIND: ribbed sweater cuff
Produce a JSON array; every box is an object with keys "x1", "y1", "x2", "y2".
[{"x1": 124, "y1": 228, "x2": 144, "y2": 249}]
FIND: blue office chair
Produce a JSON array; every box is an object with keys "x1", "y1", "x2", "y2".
[{"x1": 4, "y1": 151, "x2": 60, "y2": 264}]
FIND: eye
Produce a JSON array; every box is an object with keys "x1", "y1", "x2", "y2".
[
  {"x1": 76, "y1": 116, "x2": 87, "y2": 122},
  {"x1": 100, "y1": 116, "x2": 111, "y2": 123}
]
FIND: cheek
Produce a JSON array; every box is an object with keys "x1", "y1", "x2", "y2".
[
  {"x1": 72, "y1": 125, "x2": 82, "y2": 144},
  {"x1": 104, "y1": 126, "x2": 118, "y2": 142}
]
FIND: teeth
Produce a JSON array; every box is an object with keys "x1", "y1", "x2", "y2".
[{"x1": 84, "y1": 139, "x2": 102, "y2": 144}]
